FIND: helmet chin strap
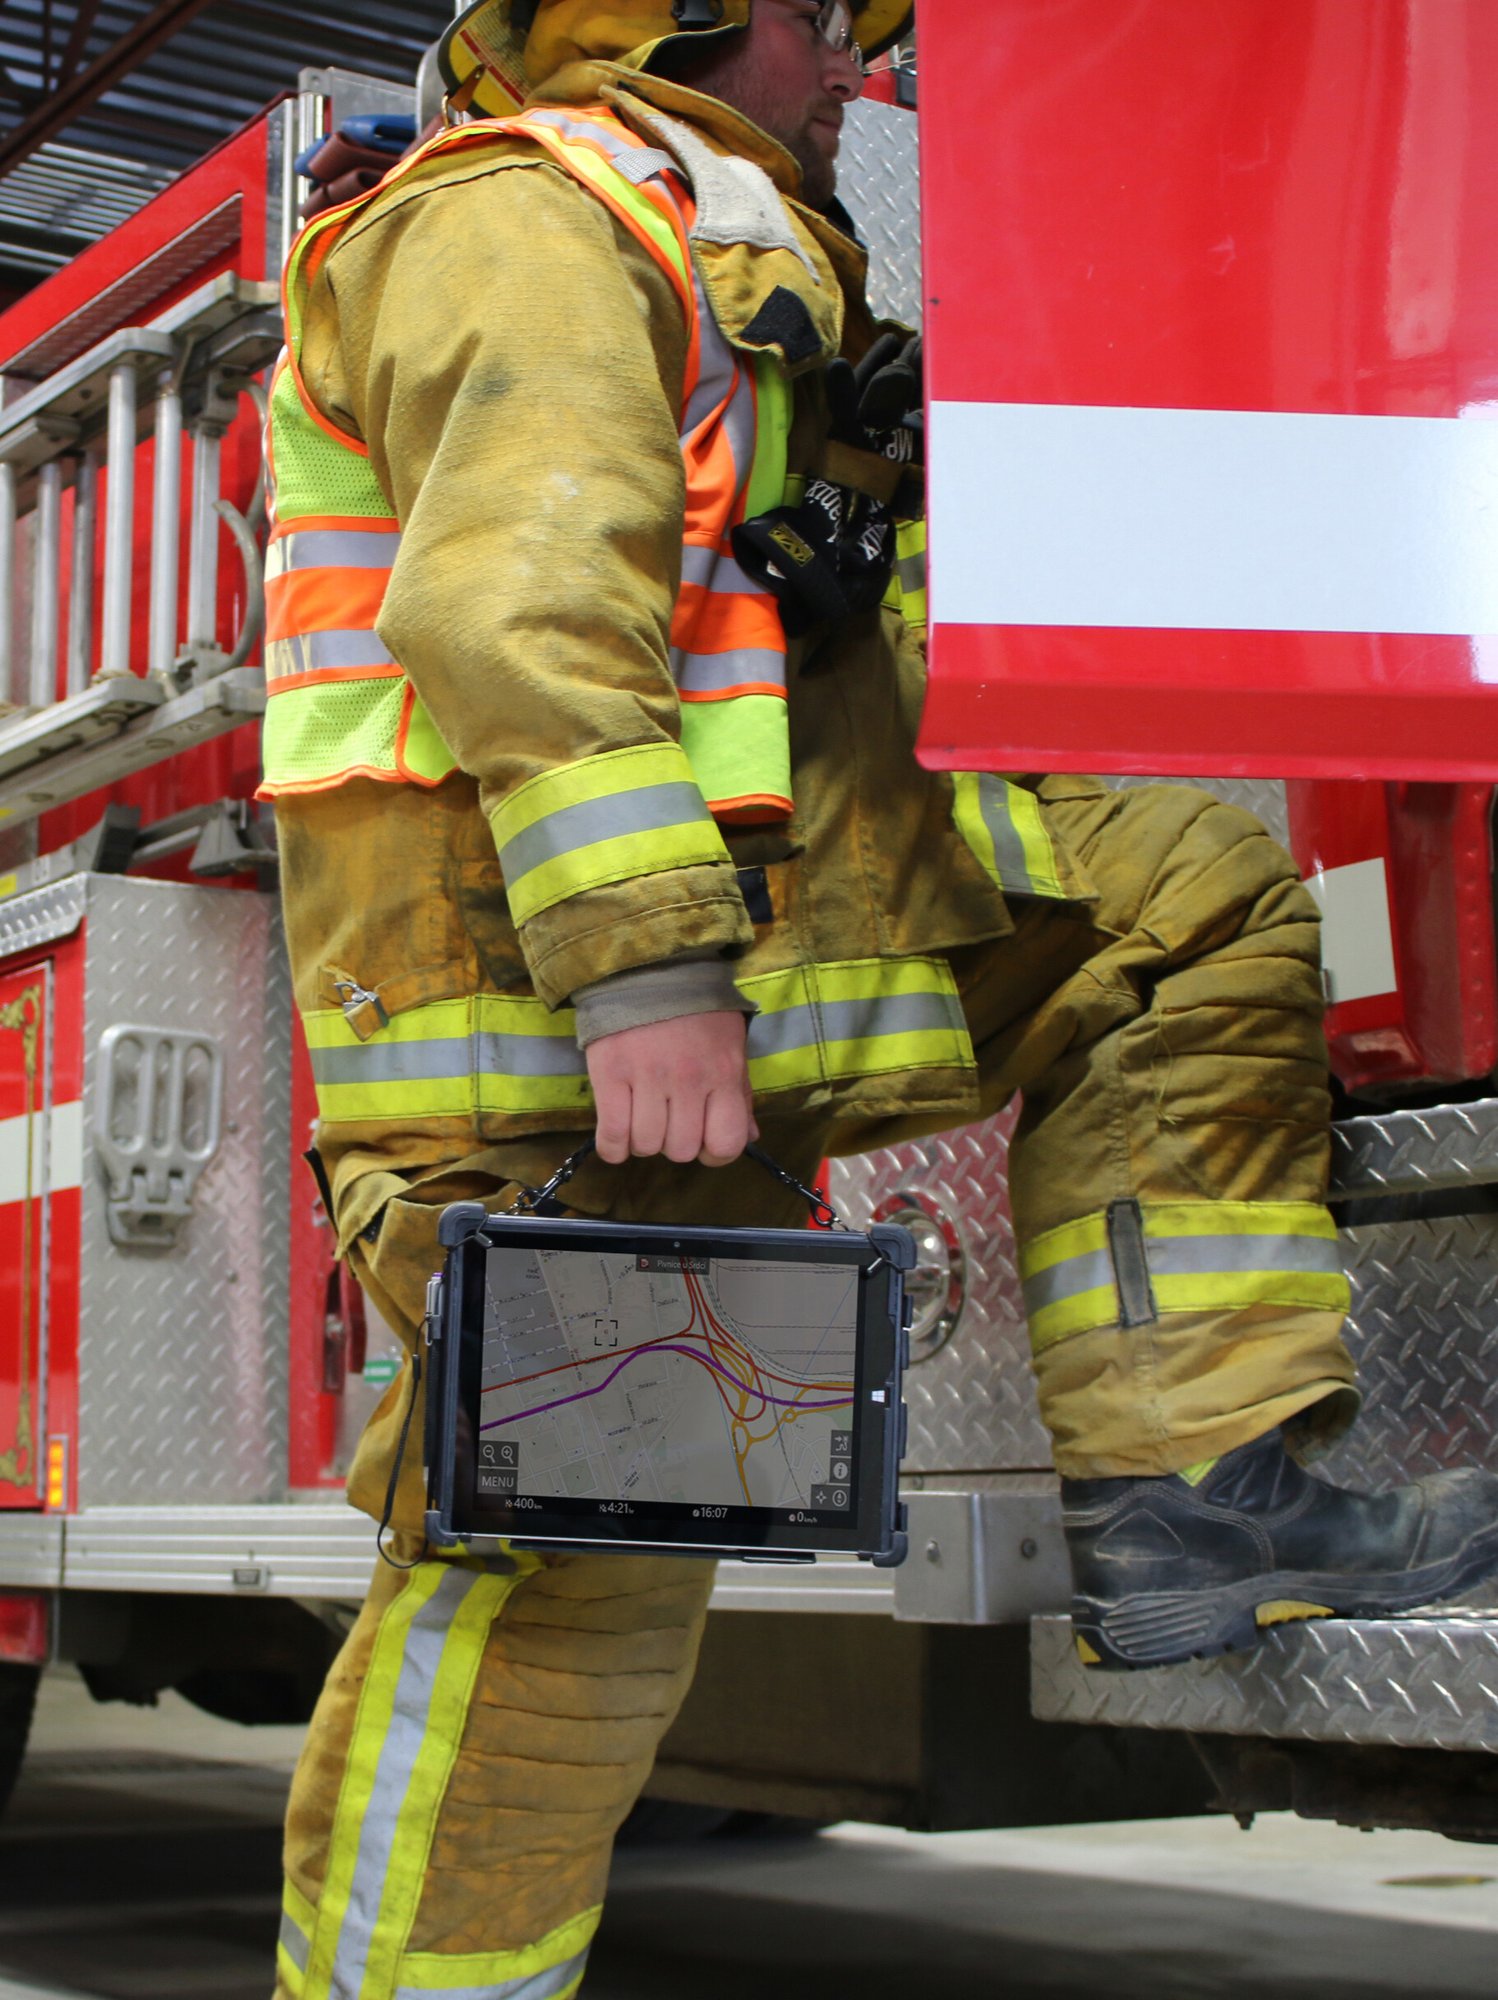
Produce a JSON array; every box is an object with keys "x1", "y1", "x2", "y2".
[{"x1": 672, "y1": 0, "x2": 728, "y2": 23}]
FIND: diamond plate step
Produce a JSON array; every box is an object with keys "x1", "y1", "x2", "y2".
[
  {"x1": 1031, "y1": 1610, "x2": 1498, "y2": 1751},
  {"x1": 1330, "y1": 1098, "x2": 1498, "y2": 1199}
]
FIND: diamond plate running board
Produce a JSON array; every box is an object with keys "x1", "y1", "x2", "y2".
[
  {"x1": 1330, "y1": 1098, "x2": 1498, "y2": 1200},
  {"x1": 1031, "y1": 1610, "x2": 1498, "y2": 1751}
]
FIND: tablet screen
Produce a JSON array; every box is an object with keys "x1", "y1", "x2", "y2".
[{"x1": 476, "y1": 1242, "x2": 860, "y2": 1531}]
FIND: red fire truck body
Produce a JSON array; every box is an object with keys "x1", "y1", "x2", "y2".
[{"x1": 0, "y1": 6, "x2": 1493, "y2": 1840}]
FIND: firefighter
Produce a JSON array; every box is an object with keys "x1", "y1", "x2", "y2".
[{"x1": 264, "y1": 3, "x2": 1498, "y2": 1993}]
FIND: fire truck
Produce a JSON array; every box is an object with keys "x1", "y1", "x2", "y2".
[{"x1": 0, "y1": 1, "x2": 1496, "y2": 1844}]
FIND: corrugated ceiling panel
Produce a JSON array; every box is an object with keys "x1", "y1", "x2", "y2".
[{"x1": 0, "y1": 0, "x2": 451, "y2": 289}]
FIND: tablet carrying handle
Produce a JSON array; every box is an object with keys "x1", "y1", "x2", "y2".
[{"x1": 505, "y1": 1136, "x2": 850, "y2": 1233}]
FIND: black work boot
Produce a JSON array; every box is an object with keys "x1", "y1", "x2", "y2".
[{"x1": 1062, "y1": 1429, "x2": 1498, "y2": 1670}]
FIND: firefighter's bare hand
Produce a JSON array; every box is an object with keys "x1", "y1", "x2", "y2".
[{"x1": 587, "y1": 1012, "x2": 759, "y2": 1168}]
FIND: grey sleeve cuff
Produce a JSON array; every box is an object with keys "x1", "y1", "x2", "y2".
[{"x1": 570, "y1": 955, "x2": 756, "y2": 1049}]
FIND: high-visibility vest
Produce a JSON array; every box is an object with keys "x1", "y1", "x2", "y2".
[{"x1": 260, "y1": 103, "x2": 795, "y2": 825}]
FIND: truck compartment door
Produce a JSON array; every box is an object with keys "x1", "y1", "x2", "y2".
[{"x1": 918, "y1": 0, "x2": 1498, "y2": 782}]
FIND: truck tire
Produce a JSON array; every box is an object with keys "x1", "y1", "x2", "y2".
[{"x1": 0, "y1": 1662, "x2": 40, "y2": 1819}]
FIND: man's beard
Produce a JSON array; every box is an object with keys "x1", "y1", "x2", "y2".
[
  {"x1": 655, "y1": 40, "x2": 840, "y2": 208},
  {"x1": 787, "y1": 128, "x2": 838, "y2": 208},
  {"x1": 724, "y1": 80, "x2": 840, "y2": 206}
]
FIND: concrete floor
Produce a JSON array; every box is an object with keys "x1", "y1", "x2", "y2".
[{"x1": 2, "y1": 1669, "x2": 1497, "y2": 1999}]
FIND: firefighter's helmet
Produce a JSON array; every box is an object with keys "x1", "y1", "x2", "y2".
[{"x1": 440, "y1": 0, "x2": 913, "y2": 115}]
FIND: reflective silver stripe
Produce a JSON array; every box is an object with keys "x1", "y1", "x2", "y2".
[
  {"x1": 973, "y1": 775, "x2": 1040, "y2": 896},
  {"x1": 280, "y1": 528, "x2": 401, "y2": 570},
  {"x1": 280, "y1": 1909, "x2": 312, "y2": 1975},
  {"x1": 266, "y1": 626, "x2": 396, "y2": 679},
  {"x1": 612, "y1": 146, "x2": 676, "y2": 185},
  {"x1": 393, "y1": 1950, "x2": 590, "y2": 2000},
  {"x1": 896, "y1": 550, "x2": 927, "y2": 592},
  {"x1": 1022, "y1": 1231, "x2": 1344, "y2": 1316},
  {"x1": 682, "y1": 257, "x2": 752, "y2": 482},
  {"x1": 524, "y1": 107, "x2": 642, "y2": 165},
  {"x1": 680, "y1": 544, "x2": 763, "y2": 597},
  {"x1": 683, "y1": 325, "x2": 739, "y2": 446},
  {"x1": 499, "y1": 780, "x2": 712, "y2": 886},
  {"x1": 711, "y1": 364, "x2": 757, "y2": 493},
  {"x1": 310, "y1": 1034, "x2": 587, "y2": 1087},
  {"x1": 1148, "y1": 1232, "x2": 1345, "y2": 1279},
  {"x1": 330, "y1": 1568, "x2": 480, "y2": 2000},
  {"x1": 1021, "y1": 1247, "x2": 1114, "y2": 1316},
  {"x1": 748, "y1": 990, "x2": 965, "y2": 1060},
  {"x1": 672, "y1": 646, "x2": 786, "y2": 694},
  {"x1": 475, "y1": 1031, "x2": 588, "y2": 1079}
]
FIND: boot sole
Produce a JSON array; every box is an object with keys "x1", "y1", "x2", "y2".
[{"x1": 1071, "y1": 1517, "x2": 1498, "y2": 1671}]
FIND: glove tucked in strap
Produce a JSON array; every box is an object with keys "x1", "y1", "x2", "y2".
[{"x1": 733, "y1": 332, "x2": 923, "y2": 636}]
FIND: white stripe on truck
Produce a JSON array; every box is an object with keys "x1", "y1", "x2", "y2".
[{"x1": 929, "y1": 399, "x2": 1498, "y2": 637}]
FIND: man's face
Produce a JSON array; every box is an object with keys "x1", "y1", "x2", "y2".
[{"x1": 666, "y1": 0, "x2": 864, "y2": 208}]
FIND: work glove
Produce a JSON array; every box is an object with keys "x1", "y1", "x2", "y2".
[
  {"x1": 732, "y1": 332, "x2": 923, "y2": 637},
  {"x1": 842, "y1": 329, "x2": 923, "y2": 441}
]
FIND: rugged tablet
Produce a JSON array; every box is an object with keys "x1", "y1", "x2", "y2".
[{"x1": 424, "y1": 1202, "x2": 913, "y2": 1565}]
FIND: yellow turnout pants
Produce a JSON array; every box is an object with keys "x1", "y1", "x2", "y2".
[{"x1": 277, "y1": 780, "x2": 1357, "y2": 1999}]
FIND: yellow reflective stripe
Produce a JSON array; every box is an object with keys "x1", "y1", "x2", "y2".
[
  {"x1": 1020, "y1": 1201, "x2": 1349, "y2": 1354},
  {"x1": 1000, "y1": 784, "x2": 1062, "y2": 895},
  {"x1": 300, "y1": 1562, "x2": 450, "y2": 2000},
  {"x1": 279, "y1": 1877, "x2": 316, "y2": 1995},
  {"x1": 307, "y1": 959, "x2": 975, "y2": 1126},
  {"x1": 952, "y1": 773, "x2": 1065, "y2": 901},
  {"x1": 1142, "y1": 1200, "x2": 1340, "y2": 1243},
  {"x1": 359, "y1": 1571, "x2": 520, "y2": 2000},
  {"x1": 1018, "y1": 1202, "x2": 1337, "y2": 1277},
  {"x1": 1152, "y1": 1269, "x2": 1351, "y2": 1316},
  {"x1": 285, "y1": 1876, "x2": 318, "y2": 1935},
  {"x1": 679, "y1": 692, "x2": 793, "y2": 818},
  {"x1": 894, "y1": 521, "x2": 927, "y2": 594},
  {"x1": 494, "y1": 742, "x2": 702, "y2": 842},
  {"x1": 1026, "y1": 1272, "x2": 1351, "y2": 1355},
  {"x1": 490, "y1": 745, "x2": 728, "y2": 926},
  {"x1": 394, "y1": 1906, "x2": 601, "y2": 1998},
  {"x1": 505, "y1": 822, "x2": 718, "y2": 929},
  {"x1": 302, "y1": 1565, "x2": 524, "y2": 2000},
  {"x1": 1018, "y1": 1210, "x2": 1109, "y2": 1280},
  {"x1": 1027, "y1": 1284, "x2": 1120, "y2": 1354},
  {"x1": 740, "y1": 956, "x2": 974, "y2": 1092},
  {"x1": 883, "y1": 520, "x2": 927, "y2": 637},
  {"x1": 304, "y1": 995, "x2": 592, "y2": 1125}
]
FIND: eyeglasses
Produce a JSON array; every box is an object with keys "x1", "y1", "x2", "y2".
[{"x1": 813, "y1": 0, "x2": 864, "y2": 68}]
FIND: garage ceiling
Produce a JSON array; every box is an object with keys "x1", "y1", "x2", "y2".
[{"x1": 0, "y1": 0, "x2": 453, "y2": 292}]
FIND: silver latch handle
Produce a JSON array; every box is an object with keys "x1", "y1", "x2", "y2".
[{"x1": 95, "y1": 1024, "x2": 225, "y2": 1248}]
